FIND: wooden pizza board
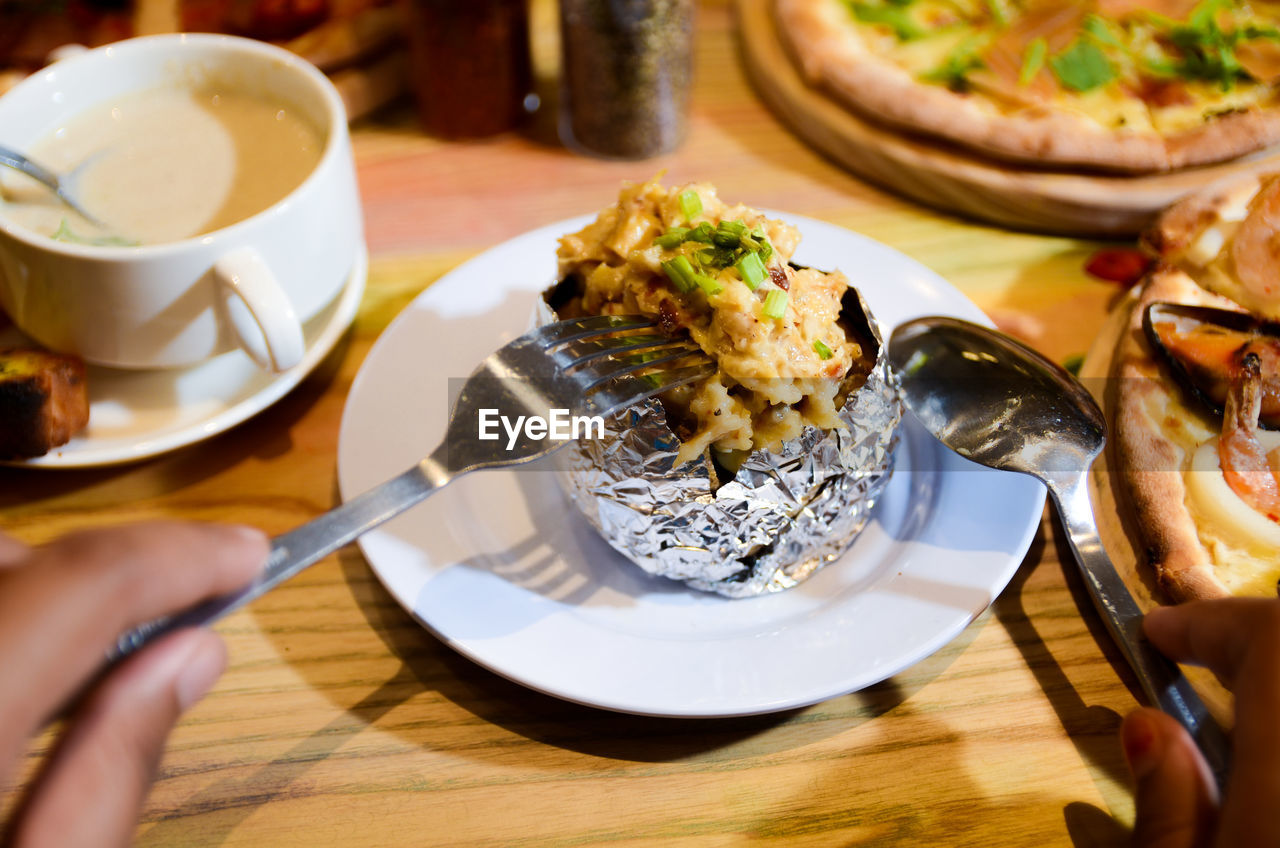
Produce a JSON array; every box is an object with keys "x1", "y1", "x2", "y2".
[
  {"x1": 736, "y1": 0, "x2": 1280, "y2": 238},
  {"x1": 1080, "y1": 291, "x2": 1234, "y2": 727}
]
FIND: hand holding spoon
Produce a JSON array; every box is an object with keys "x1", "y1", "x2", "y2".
[{"x1": 887, "y1": 315, "x2": 1232, "y2": 796}]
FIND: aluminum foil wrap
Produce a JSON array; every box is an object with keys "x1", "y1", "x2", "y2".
[{"x1": 539, "y1": 290, "x2": 903, "y2": 599}]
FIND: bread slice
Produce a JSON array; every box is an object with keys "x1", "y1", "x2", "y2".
[{"x1": 0, "y1": 349, "x2": 89, "y2": 459}]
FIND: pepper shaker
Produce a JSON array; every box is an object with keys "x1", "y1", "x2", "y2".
[{"x1": 558, "y1": 0, "x2": 696, "y2": 159}]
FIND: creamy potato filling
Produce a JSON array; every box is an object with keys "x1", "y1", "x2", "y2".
[{"x1": 553, "y1": 179, "x2": 873, "y2": 466}]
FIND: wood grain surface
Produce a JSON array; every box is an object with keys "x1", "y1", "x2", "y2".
[
  {"x1": 0, "y1": 2, "x2": 1182, "y2": 845},
  {"x1": 738, "y1": 0, "x2": 1280, "y2": 237}
]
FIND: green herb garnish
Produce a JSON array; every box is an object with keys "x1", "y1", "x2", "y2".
[
  {"x1": 662, "y1": 256, "x2": 698, "y2": 293},
  {"x1": 656, "y1": 217, "x2": 776, "y2": 286},
  {"x1": 848, "y1": 1, "x2": 926, "y2": 41},
  {"x1": 1151, "y1": 0, "x2": 1280, "y2": 89},
  {"x1": 1083, "y1": 15, "x2": 1123, "y2": 49},
  {"x1": 1049, "y1": 39, "x2": 1116, "y2": 92},
  {"x1": 923, "y1": 39, "x2": 985, "y2": 92},
  {"x1": 50, "y1": 219, "x2": 138, "y2": 247},
  {"x1": 749, "y1": 225, "x2": 774, "y2": 262},
  {"x1": 678, "y1": 190, "x2": 703, "y2": 223},
  {"x1": 712, "y1": 219, "x2": 747, "y2": 248},
  {"x1": 813, "y1": 339, "x2": 834, "y2": 360},
  {"x1": 663, "y1": 255, "x2": 721, "y2": 297},
  {"x1": 686, "y1": 221, "x2": 715, "y2": 243},
  {"x1": 694, "y1": 274, "x2": 723, "y2": 296},
  {"x1": 762, "y1": 289, "x2": 788, "y2": 321},
  {"x1": 1020, "y1": 37, "x2": 1047, "y2": 85},
  {"x1": 654, "y1": 227, "x2": 690, "y2": 249},
  {"x1": 736, "y1": 251, "x2": 767, "y2": 291}
]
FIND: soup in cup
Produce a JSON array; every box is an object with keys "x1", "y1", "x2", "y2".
[{"x1": 0, "y1": 34, "x2": 363, "y2": 372}]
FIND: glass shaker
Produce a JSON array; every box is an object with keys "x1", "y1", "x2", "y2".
[
  {"x1": 401, "y1": 0, "x2": 535, "y2": 139},
  {"x1": 559, "y1": 0, "x2": 696, "y2": 159}
]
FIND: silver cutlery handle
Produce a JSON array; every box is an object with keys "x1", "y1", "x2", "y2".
[
  {"x1": 106, "y1": 450, "x2": 452, "y2": 665},
  {"x1": 1051, "y1": 472, "x2": 1232, "y2": 796},
  {"x1": 0, "y1": 144, "x2": 60, "y2": 191}
]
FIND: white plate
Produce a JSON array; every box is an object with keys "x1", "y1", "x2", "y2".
[
  {"x1": 6, "y1": 246, "x2": 366, "y2": 468},
  {"x1": 337, "y1": 216, "x2": 1045, "y2": 717}
]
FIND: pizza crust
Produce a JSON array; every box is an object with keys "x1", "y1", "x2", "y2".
[
  {"x1": 1141, "y1": 170, "x2": 1270, "y2": 257},
  {"x1": 1113, "y1": 268, "x2": 1240, "y2": 601},
  {"x1": 775, "y1": 0, "x2": 1280, "y2": 174}
]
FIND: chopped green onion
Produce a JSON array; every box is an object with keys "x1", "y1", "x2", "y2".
[
  {"x1": 813, "y1": 339, "x2": 834, "y2": 360},
  {"x1": 1020, "y1": 37, "x2": 1047, "y2": 85},
  {"x1": 762, "y1": 289, "x2": 788, "y2": 320},
  {"x1": 686, "y1": 221, "x2": 715, "y2": 243},
  {"x1": 654, "y1": 227, "x2": 690, "y2": 249},
  {"x1": 713, "y1": 219, "x2": 747, "y2": 248},
  {"x1": 678, "y1": 190, "x2": 703, "y2": 223},
  {"x1": 694, "y1": 274, "x2": 723, "y2": 296},
  {"x1": 662, "y1": 256, "x2": 697, "y2": 293},
  {"x1": 50, "y1": 219, "x2": 138, "y2": 247},
  {"x1": 748, "y1": 225, "x2": 775, "y2": 261},
  {"x1": 664, "y1": 255, "x2": 722, "y2": 296},
  {"x1": 736, "y1": 251, "x2": 767, "y2": 290},
  {"x1": 697, "y1": 246, "x2": 736, "y2": 270}
]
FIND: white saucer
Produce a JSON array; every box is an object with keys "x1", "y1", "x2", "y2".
[{"x1": 5, "y1": 246, "x2": 367, "y2": 469}]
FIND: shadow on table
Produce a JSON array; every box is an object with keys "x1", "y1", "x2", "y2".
[
  {"x1": 134, "y1": 532, "x2": 988, "y2": 848},
  {"x1": 136, "y1": 479, "x2": 1143, "y2": 847},
  {"x1": 993, "y1": 512, "x2": 1133, "y2": 847},
  {"x1": 339, "y1": 545, "x2": 986, "y2": 764}
]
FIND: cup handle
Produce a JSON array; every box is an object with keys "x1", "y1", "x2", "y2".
[{"x1": 213, "y1": 247, "x2": 306, "y2": 372}]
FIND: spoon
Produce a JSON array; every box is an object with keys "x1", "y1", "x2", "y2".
[
  {"x1": 888, "y1": 315, "x2": 1232, "y2": 795},
  {"x1": 0, "y1": 143, "x2": 105, "y2": 227}
]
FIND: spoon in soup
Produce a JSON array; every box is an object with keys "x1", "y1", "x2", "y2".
[
  {"x1": 0, "y1": 143, "x2": 107, "y2": 229},
  {"x1": 887, "y1": 315, "x2": 1232, "y2": 796}
]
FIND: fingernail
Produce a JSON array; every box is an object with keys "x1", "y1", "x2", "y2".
[
  {"x1": 227, "y1": 525, "x2": 270, "y2": 572},
  {"x1": 175, "y1": 636, "x2": 227, "y2": 711},
  {"x1": 230, "y1": 524, "x2": 268, "y2": 549},
  {"x1": 1122, "y1": 711, "x2": 1161, "y2": 779}
]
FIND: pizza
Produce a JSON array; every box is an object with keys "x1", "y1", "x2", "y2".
[
  {"x1": 775, "y1": 0, "x2": 1280, "y2": 172},
  {"x1": 1112, "y1": 170, "x2": 1280, "y2": 601}
]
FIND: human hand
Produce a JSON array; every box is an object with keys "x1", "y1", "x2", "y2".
[
  {"x1": 0, "y1": 522, "x2": 267, "y2": 848},
  {"x1": 1123, "y1": 598, "x2": 1280, "y2": 848}
]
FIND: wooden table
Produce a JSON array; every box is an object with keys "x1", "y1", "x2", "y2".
[{"x1": 2, "y1": 2, "x2": 1151, "y2": 844}]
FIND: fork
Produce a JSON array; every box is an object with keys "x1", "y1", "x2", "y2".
[{"x1": 106, "y1": 315, "x2": 714, "y2": 664}]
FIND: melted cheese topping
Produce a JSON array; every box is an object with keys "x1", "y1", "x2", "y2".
[
  {"x1": 1186, "y1": 431, "x2": 1280, "y2": 594},
  {"x1": 1184, "y1": 185, "x2": 1255, "y2": 267},
  {"x1": 845, "y1": 0, "x2": 1280, "y2": 132}
]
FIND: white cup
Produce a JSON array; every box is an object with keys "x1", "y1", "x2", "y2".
[{"x1": 0, "y1": 34, "x2": 363, "y2": 372}]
